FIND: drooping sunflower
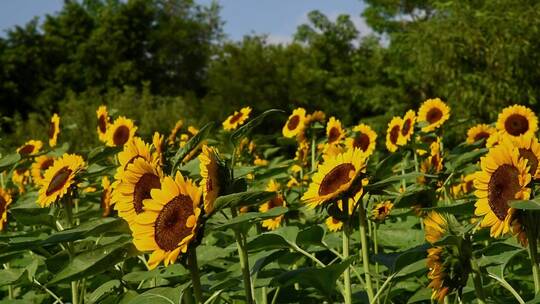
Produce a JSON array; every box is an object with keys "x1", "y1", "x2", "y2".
[
  {"x1": 0, "y1": 188, "x2": 13, "y2": 231},
  {"x1": 199, "y1": 145, "x2": 223, "y2": 214},
  {"x1": 96, "y1": 106, "x2": 110, "y2": 142},
  {"x1": 302, "y1": 148, "x2": 366, "y2": 209},
  {"x1": 326, "y1": 217, "x2": 343, "y2": 232},
  {"x1": 371, "y1": 201, "x2": 394, "y2": 221},
  {"x1": 132, "y1": 172, "x2": 201, "y2": 270},
  {"x1": 223, "y1": 107, "x2": 251, "y2": 131},
  {"x1": 427, "y1": 247, "x2": 450, "y2": 303},
  {"x1": 168, "y1": 119, "x2": 184, "y2": 144},
  {"x1": 259, "y1": 180, "x2": 286, "y2": 230},
  {"x1": 496, "y1": 105, "x2": 538, "y2": 138},
  {"x1": 385, "y1": 117, "x2": 402, "y2": 152},
  {"x1": 283, "y1": 108, "x2": 307, "y2": 138},
  {"x1": 31, "y1": 155, "x2": 55, "y2": 185},
  {"x1": 37, "y1": 154, "x2": 85, "y2": 207},
  {"x1": 474, "y1": 142, "x2": 531, "y2": 238},
  {"x1": 105, "y1": 116, "x2": 137, "y2": 147},
  {"x1": 466, "y1": 124, "x2": 495, "y2": 145},
  {"x1": 398, "y1": 110, "x2": 416, "y2": 145},
  {"x1": 345, "y1": 123, "x2": 377, "y2": 157},
  {"x1": 424, "y1": 211, "x2": 448, "y2": 244},
  {"x1": 113, "y1": 158, "x2": 163, "y2": 226},
  {"x1": 152, "y1": 132, "x2": 165, "y2": 166},
  {"x1": 510, "y1": 134, "x2": 540, "y2": 180},
  {"x1": 326, "y1": 117, "x2": 345, "y2": 145},
  {"x1": 101, "y1": 176, "x2": 113, "y2": 217},
  {"x1": 48, "y1": 113, "x2": 60, "y2": 147},
  {"x1": 417, "y1": 98, "x2": 451, "y2": 132},
  {"x1": 17, "y1": 140, "x2": 43, "y2": 157}
]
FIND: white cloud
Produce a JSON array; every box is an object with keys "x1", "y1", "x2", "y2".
[{"x1": 266, "y1": 34, "x2": 293, "y2": 45}]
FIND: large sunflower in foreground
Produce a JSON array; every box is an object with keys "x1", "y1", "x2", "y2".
[
  {"x1": 345, "y1": 123, "x2": 377, "y2": 157},
  {"x1": 466, "y1": 124, "x2": 495, "y2": 145},
  {"x1": 17, "y1": 140, "x2": 43, "y2": 157},
  {"x1": 49, "y1": 113, "x2": 60, "y2": 147},
  {"x1": 113, "y1": 158, "x2": 163, "y2": 226},
  {"x1": 417, "y1": 98, "x2": 450, "y2": 132},
  {"x1": 511, "y1": 135, "x2": 540, "y2": 180},
  {"x1": 282, "y1": 108, "x2": 306, "y2": 138},
  {"x1": 199, "y1": 145, "x2": 223, "y2": 214},
  {"x1": 496, "y1": 105, "x2": 538, "y2": 138},
  {"x1": 132, "y1": 172, "x2": 201, "y2": 270},
  {"x1": 96, "y1": 106, "x2": 110, "y2": 142},
  {"x1": 105, "y1": 117, "x2": 137, "y2": 147},
  {"x1": 0, "y1": 188, "x2": 13, "y2": 231},
  {"x1": 37, "y1": 154, "x2": 85, "y2": 207},
  {"x1": 398, "y1": 110, "x2": 416, "y2": 145},
  {"x1": 31, "y1": 155, "x2": 55, "y2": 185},
  {"x1": 259, "y1": 180, "x2": 286, "y2": 230},
  {"x1": 223, "y1": 107, "x2": 251, "y2": 131},
  {"x1": 326, "y1": 117, "x2": 345, "y2": 145},
  {"x1": 302, "y1": 148, "x2": 366, "y2": 209},
  {"x1": 474, "y1": 142, "x2": 531, "y2": 238},
  {"x1": 385, "y1": 117, "x2": 402, "y2": 152}
]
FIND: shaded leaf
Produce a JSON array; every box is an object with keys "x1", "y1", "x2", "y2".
[{"x1": 230, "y1": 109, "x2": 284, "y2": 145}]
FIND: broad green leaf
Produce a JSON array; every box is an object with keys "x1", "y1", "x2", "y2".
[
  {"x1": 445, "y1": 148, "x2": 487, "y2": 172},
  {"x1": 212, "y1": 190, "x2": 276, "y2": 211},
  {"x1": 423, "y1": 200, "x2": 474, "y2": 215},
  {"x1": 366, "y1": 172, "x2": 431, "y2": 192},
  {"x1": 0, "y1": 153, "x2": 20, "y2": 171},
  {"x1": 246, "y1": 233, "x2": 291, "y2": 252},
  {"x1": 122, "y1": 264, "x2": 188, "y2": 283},
  {"x1": 171, "y1": 122, "x2": 214, "y2": 173},
  {"x1": 10, "y1": 207, "x2": 55, "y2": 228},
  {"x1": 128, "y1": 286, "x2": 185, "y2": 304},
  {"x1": 87, "y1": 280, "x2": 122, "y2": 304},
  {"x1": 87, "y1": 146, "x2": 122, "y2": 163},
  {"x1": 210, "y1": 207, "x2": 287, "y2": 231},
  {"x1": 0, "y1": 268, "x2": 27, "y2": 287},
  {"x1": 407, "y1": 287, "x2": 432, "y2": 303},
  {"x1": 510, "y1": 199, "x2": 540, "y2": 210},
  {"x1": 295, "y1": 225, "x2": 324, "y2": 248},
  {"x1": 376, "y1": 228, "x2": 425, "y2": 250},
  {"x1": 230, "y1": 109, "x2": 284, "y2": 145}
]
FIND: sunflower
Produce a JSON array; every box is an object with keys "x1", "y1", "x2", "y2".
[
  {"x1": 152, "y1": 132, "x2": 165, "y2": 166},
  {"x1": 371, "y1": 201, "x2": 393, "y2": 221},
  {"x1": 385, "y1": 117, "x2": 402, "y2": 152},
  {"x1": 466, "y1": 124, "x2": 495, "y2": 145},
  {"x1": 96, "y1": 106, "x2": 110, "y2": 142},
  {"x1": 294, "y1": 141, "x2": 310, "y2": 165},
  {"x1": 132, "y1": 172, "x2": 201, "y2": 270},
  {"x1": 474, "y1": 142, "x2": 531, "y2": 238},
  {"x1": 259, "y1": 180, "x2": 286, "y2": 230},
  {"x1": 113, "y1": 158, "x2": 163, "y2": 226},
  {"x1": 424, "y1": 211, "x2": 448, "y2": 244},
  {"x1": 326, "y1": 117, "x2": 345, "y2": 145},
  {"x1": 48, "y1": 113, "x2": 60, "y2": 147},
  {"x1": 37, "y1": 154, "x2": 85, "y2": 207},
  {"x1": 17, "y1": 140, "x2": 43, "y2": 157},
  {"x1": 302, "y1": 148, "x2": 366, "y2": 209},
  {"x1": 496, "y1": 105, "x2": 538, "y2": 138},
  {"x1": 199, "y1": 145, "x2": 223, "y2": 214},
  {"x1": 223, "y1": 107, "x2": 251, "y2": 131},
  {"x1": 417, "y1": 98, "x2": 451, "y2": 132},
  {"x1": 325, "y1": 217, "x2": 343, "y2": 232},
  {"x1": 283, "y1": 108, "x2": 307, "y2": 138},
  {"x1": 452, "y1": 173, "x2": 476, "y2": 197},
  {"x1": 188, "y1": 126, "x2": 199, "y2": 136},
  {"x1": 113, "y1": 137, "x2": 153, "y2": 183},
  {"x1": 511, "y1": 134, "x2": 540, "y2": 179},
  {"x1": 31, "y1": 155, "x2": 55, "y2": 185},
  {"x1": 254, "y1": 157, "x2": 268, "y2": 166},
  {"x1": 12, "y1": 169, "x2": 29, "y2": 193},
  {"x1": 168, "y1": 119, "x2": 184, "y2": 144},
  {"x1": 398, "y1": 110, "x2": 416, "y2": 145},
  {"x1": 427, "y1": 247, "x2": 450, "y2": 303},
  {"x1": 0, "y1": 188, "x2": 13, "y2": 231},
  {"x1": 345, "y1": 123, "x2": 377, "y2": 157},
  {"x1": 105, "y1": 117, "x2": 137, "y2": 147},
  {"x1": 101, "y1": 176, "x2": 112, "y2": 217},
  {"x1": 322, "y1": 143, "x2": 345, "y2": 161}
]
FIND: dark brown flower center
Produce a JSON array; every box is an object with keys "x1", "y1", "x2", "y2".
[
  {"x1": 49, "y1": 121, "x2": 56, "y2": 139},
  {"x1": 328, "y1": 127, "x2": 341, "y2": 144},
  {"x1": 426, "y1": 108, "x2": 443, "y2": 124},
  {"x1": 18, "y1": 144, "x2": 34, "y2": 156},
  {"x1": 378, "y1": 206, "x2": 388, "y2": 215},
  {"x1": 505, "y1": 114, "x2": 529, "y2": 136},
  {"x1": 332, "y1": 217, "x2": 340, "y2": 224},
  {"x1": 401, "y1": 119, "x2": 412, "y2": 136},
  {"x1": 154, "y1": 195, "x2": 195, "y2": 251},
  {"x1": 268, "y1": 195, "x2": 284, "y2": 209},
  {"x1": 318, "y1": 163, "x2": 355, "y2": 196},
  {"x1": 113, "y1": 125, "x2": 130, "y2": 146},
  {"x1": 519, "y1": 148, "x2": 538, "y2": 176},
  {"x1": 488, "y1": 164, "x2": 520, "y2": 220},
  {"x1": 431, "y1": 154, "x2": 441, "y2": 169},
  {"x1": 206, "y1": 176, "x2": 214, "y2": 193},
  {"x1": 464, "y1": 180, "x2": 474, "y2": 193},
  {"x1": 353, "y1": 133, "x2": 370, "y2": 151},
  {"x1": 0, "y1": 195, "x2": 6, "y2": 216},
  {"x1": 389, "y1": 125, "x2": 400, "y2": 145},
  {"x1": 229, "y1": 112, "x2": 244, "y2": 124},
  {"x1": 98, "y1": 115, "x2": 107, "y2": 133},
  {"x1": 473, "y1": 131, "x2": 490, "y2": 142},
  {"x1": 133, "y1": 173, "x2": 161, "y2": 214},
  {"x1": 46, "y1": 166, "x2": 72, "y2": 196},
  {"x1": 287, "y1": 115, "x2": 300, "y2": 131},
  {"x1": 40, "y1": 159, "x2": 54, "y2": 171}
]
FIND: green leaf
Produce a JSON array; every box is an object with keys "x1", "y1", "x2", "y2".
[
  {"x1": 212, "y1": 191, "x2": 276, "y2": 211},
  {"x1": 422, "y1": 200, "x2": 474, "y2": 215},
  {"x1": 87, "y1": 146, "x2": 122, "y2": 163},
  {"x1": 230, "y1": 109, "x2": 284, "y2": 145},
  {"x1": 128, "y1": 286, "x2": 186, "y2": 304},
  {"x1": 510, "y1": 199, "x2": 540, "y2": 210},
  {"x1": 10, "y1": 207, "x2": 55, "y2": 228},
  {"x1": 171, "y1": 122, "x2": 214, "y2": 173},
  {"x1": 246, "y1": 233, "x2": 291, "y2": 252},
  {"x1": 407, "y1": 287, "x2": 432, "y2": 303},
  {"x1": 0, "y1": 153, "x2": 20, "y2": 171},
  {"x1": 366, "y1": 172, "x2": 430, "y2": 192},
  {"x1": 87, "y1": 280, "x2": 122, "y2": 304},
  {"x1": 376, "y1": 228, "x2": 425, "y2": 250},
  {"x1": 295, "y1": 225, "x2": 324, "y2": 248},
  {"x1": 209, "y1": 207, "x2": 287, "y2": 231},
  {"x1": 445, "y1": 148, "x2": 487, "y2": 172},
  {"x1": 122, "y1": 264, "x2": 188, "y2": 283},
  {"x1": 0, "y1": 268, "x2": 28, "y2": 287},
  {"x1": 48, "y1": 241, "x2": 139, "y2": 285}
]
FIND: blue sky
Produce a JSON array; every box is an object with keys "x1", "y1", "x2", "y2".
[{"x1": 0, "y1": 0, "x2": 368, "y2": 42}]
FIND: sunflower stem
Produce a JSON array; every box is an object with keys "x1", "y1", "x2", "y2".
[
  {"x1": 231, "y1": 208, "x2": 254, "y2": 304},
  {"x1": 527, "y1": 229, "x2": 540, "y2": 294},
  {"x1": 187, "y1": 247, "x2": 203, "y2": 303},
  {"x1": 470, "y1": 255, "x2": 486, "y2": 304},
  {"x1": 358, "y1": 202, "x2": 375, "y2": 302},
  {"x1": 63, "y1": 197, "x2": 79, "y2": 304},
  {"x1": 373, "y1": 222, "x2": 380, "y2": 304},
  {"x1": 342, "y1": 224, "x2": 352, "y2": 304},
  {"x1": 311, "y1": 134, "x2": 316, "y2": 172}
]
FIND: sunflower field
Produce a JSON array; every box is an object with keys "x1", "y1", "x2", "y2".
[{"x1": 2, "y1": 99, "x2": 540, "y2": 304}]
